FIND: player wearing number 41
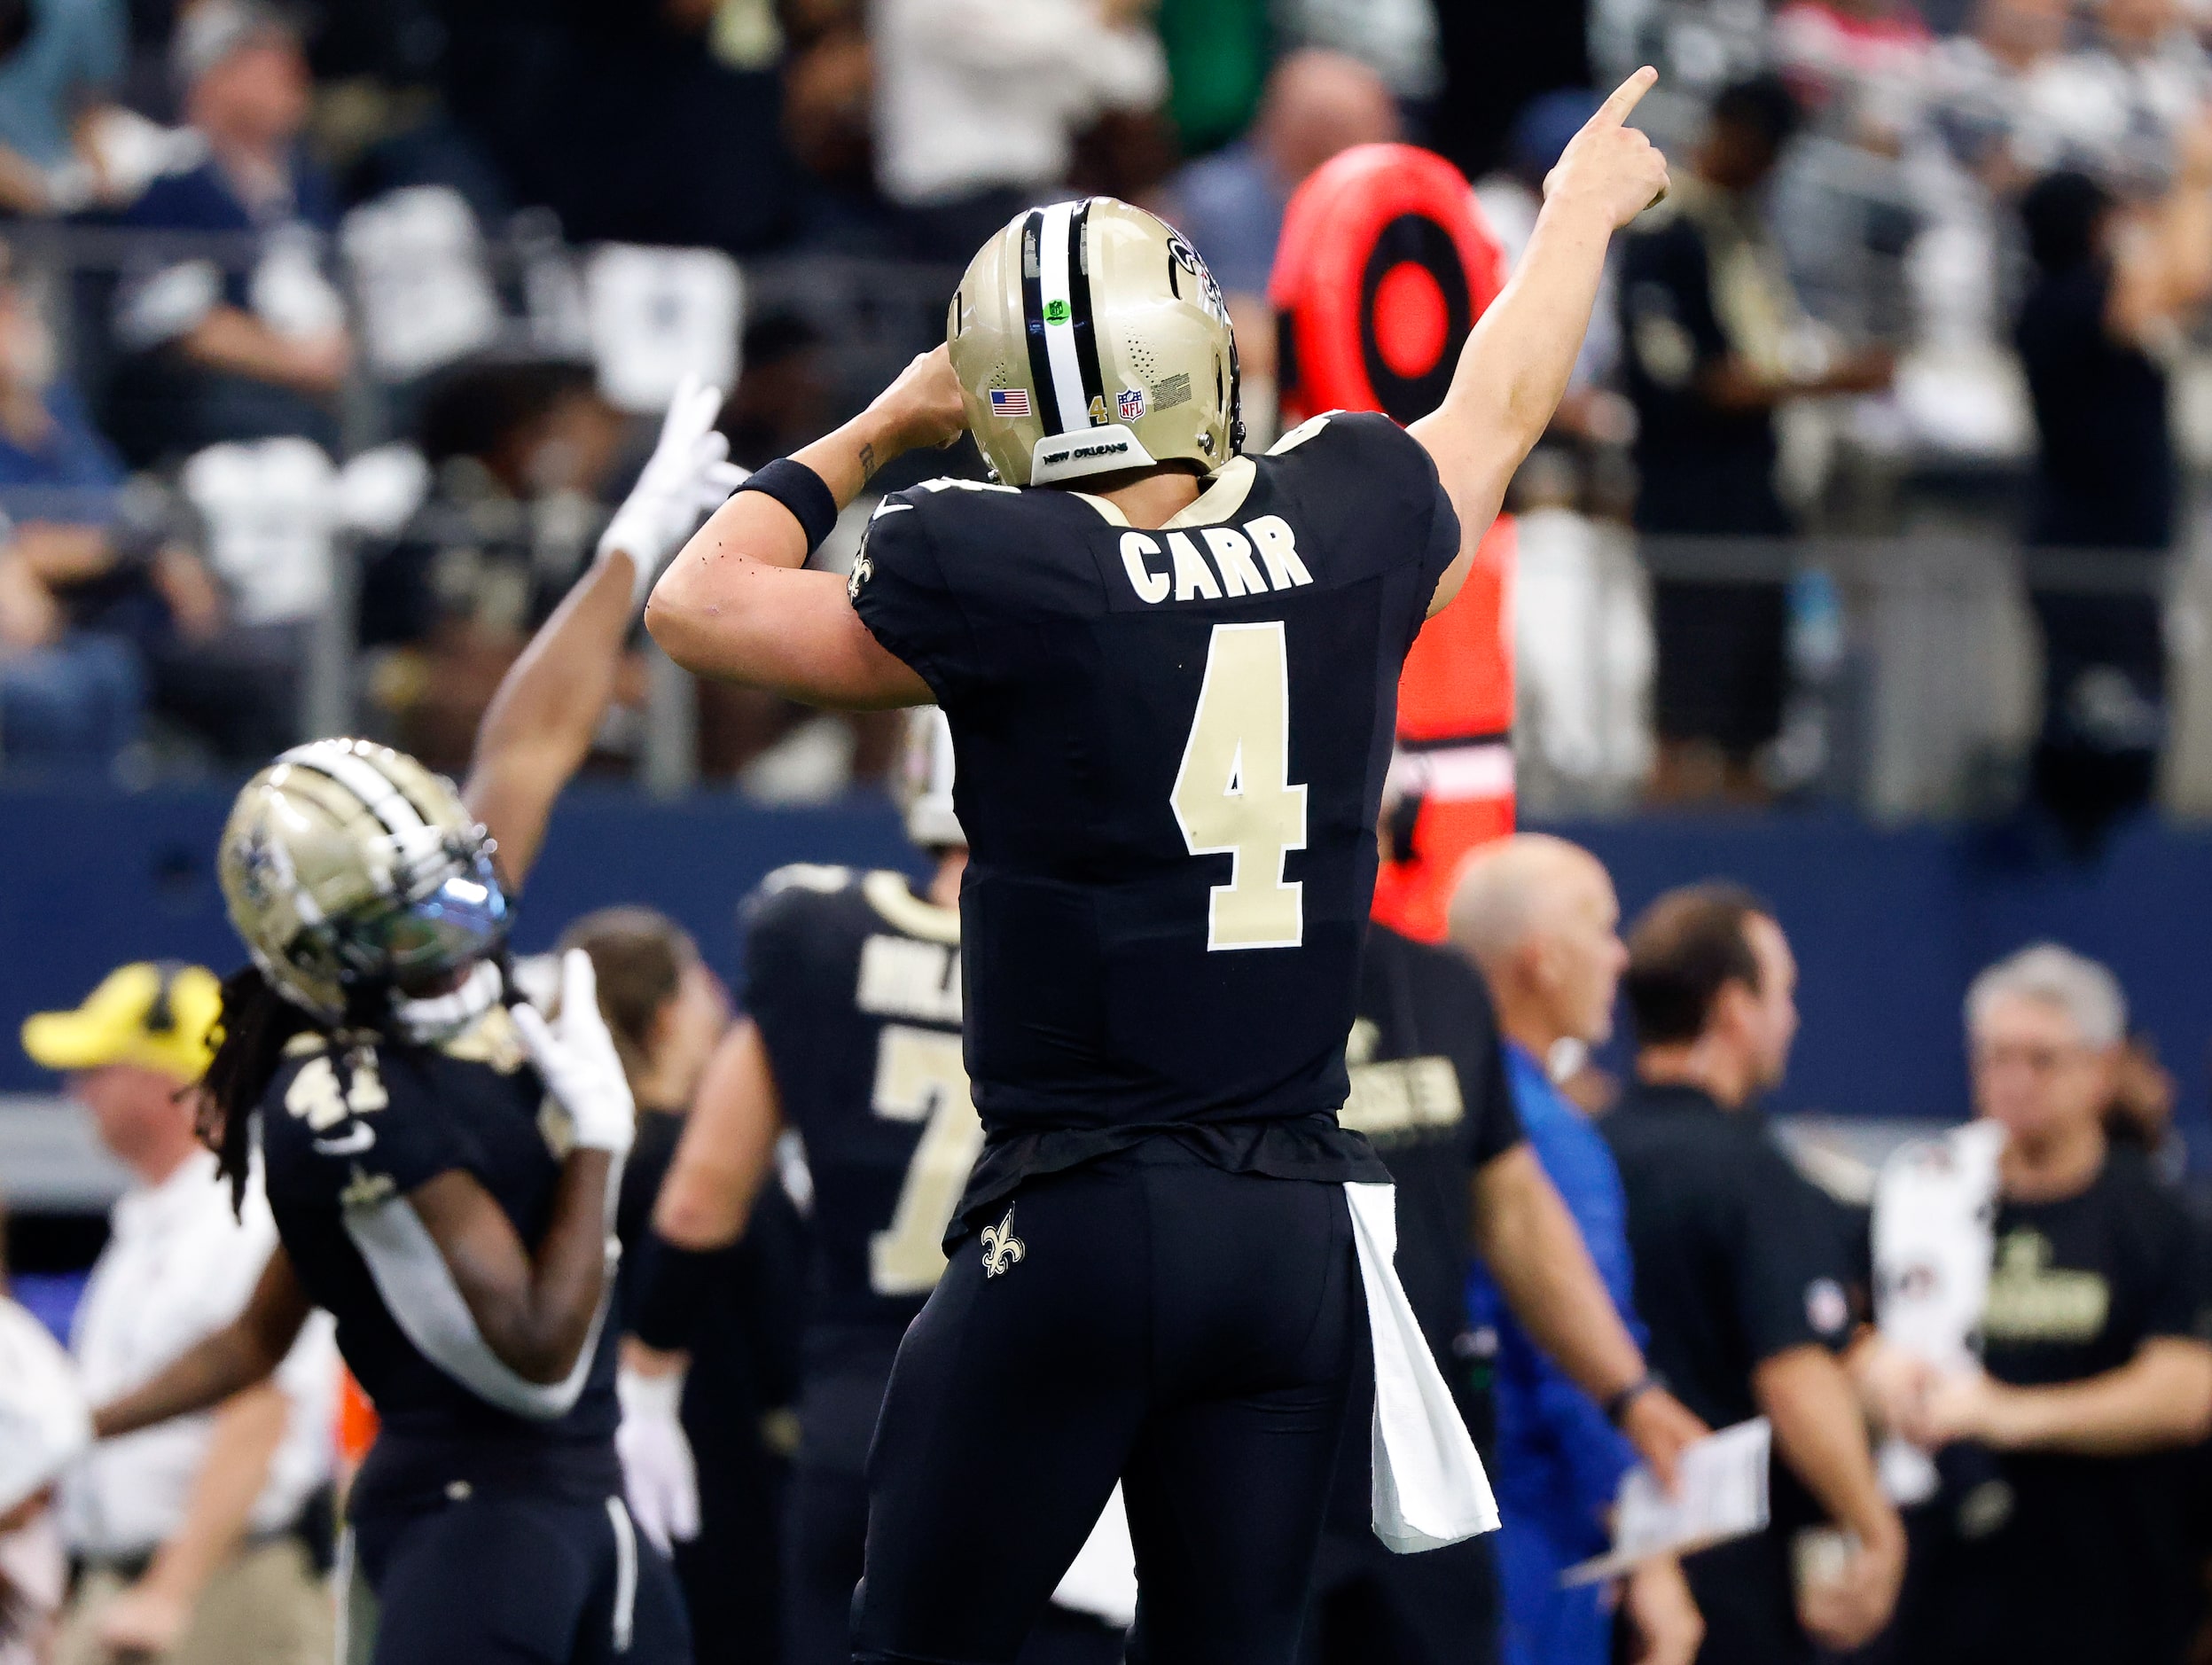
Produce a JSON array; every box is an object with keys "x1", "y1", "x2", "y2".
[
  {"x1": 621, "y1": 707, "x2": 1134, "y2": 1665},
  {"x1": 645, "y1": 68, "x2": 1671, "y2": 1665},
  {"x1": 69, "y1": 372, "x2": 750, "y2": 1665}
]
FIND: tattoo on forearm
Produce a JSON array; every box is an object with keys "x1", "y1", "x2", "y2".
[{"x1": 858, "y1": 442, "x2": 878, "y2": 483}]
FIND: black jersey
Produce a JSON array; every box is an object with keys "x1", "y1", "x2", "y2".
[
  {"x1": 742, "y1": 864, "x2": 972, "y2": 1470},
  {"x1": 1604, "y1": 1083, "x2": 1856, "y2": 1432},
  {"x1": 849, "y1": 411, "x2": 1459, "y2": 1221},
  {"x1": 1343, "y1": 924, "x2": 1522, "y2": 1400},
  {"x1": 1899, "y1": 1149, "x2": 2212, "y2": 1665},
  {"x1": 260, "y1": 1008, "x2": 621, "y2": 1507}
]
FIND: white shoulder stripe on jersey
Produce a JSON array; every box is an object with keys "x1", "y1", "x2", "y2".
[
  {"x1": 344, "y1": 1193, "x2": 613, "y2": 1421},
  {"x1": 1034, "y1": 200, "x2": 1090, "y2": 435}
]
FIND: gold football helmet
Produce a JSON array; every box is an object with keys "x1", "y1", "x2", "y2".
[
  {"x1": 218, "y1": 739, "x2": 509, "y2": 1024},
  {"x1": 949, "y1": 197, "x2": 1242, "y2": 488}
]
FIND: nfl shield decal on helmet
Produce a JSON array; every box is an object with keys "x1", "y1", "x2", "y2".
[{"x1": 1118, "y1": 387, "x2": 1145, "y2": 421}]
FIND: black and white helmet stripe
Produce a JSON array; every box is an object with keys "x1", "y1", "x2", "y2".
[
  {"x1": 270, "y1": 740, "x2": 478, "y2": 907},
  {"x1": 1020, "y1": 199, "x2": 1107, "y2": 437},
  {"x1": 273, "y1": 742, "x2": 438, "y2": 923},
  {"x1": 278, "y1": 743, "x2": 430, "y2": 844},
  {"x1": 271, "y1": 740, "x2": 481, "y2": 911},
  {"x1": 1063, "y1": 201, "x2": 1108, "y2": 424}
]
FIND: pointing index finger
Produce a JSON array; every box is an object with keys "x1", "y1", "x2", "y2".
[{"x1": 1595, "y1": 66, "x2": 1659, "y2": 129}]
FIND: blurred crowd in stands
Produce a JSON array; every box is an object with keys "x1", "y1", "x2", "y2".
[{"x1": 3, "y1": 0, "x2": 2212, "y2": 849}]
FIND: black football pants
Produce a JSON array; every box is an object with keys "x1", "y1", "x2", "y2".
[
  {"x1": 353, "y1": 1491, "x2": 691, "y2": 1663},
  {"x1": 852, "y1": 1145, "x2": 1365, "y2": 1665},
  {"x1": 785, "y1": 1465, "x2": 1126, "y2": 1665}
]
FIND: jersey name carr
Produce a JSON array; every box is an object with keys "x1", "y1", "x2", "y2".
[{"x1": 1117, "y1": 514, "x2": 1314, "y2": 606}]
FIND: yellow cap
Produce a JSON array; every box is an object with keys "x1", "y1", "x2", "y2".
[{"x1": 21, "y1": 962, "x2": 223, "y2": 1083}]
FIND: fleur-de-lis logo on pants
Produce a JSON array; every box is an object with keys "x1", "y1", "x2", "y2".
[{"x1": 980, "y1": 1206, "x2": 1025, "y2": 1278}]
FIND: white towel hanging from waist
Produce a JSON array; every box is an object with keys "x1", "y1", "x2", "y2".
[{"x1": 1346, "y1": 1181, "x2": 1500, "y2": 1552}]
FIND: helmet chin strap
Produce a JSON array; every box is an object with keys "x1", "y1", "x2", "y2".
[{"x1": 389, "y1": 959, "x2": 504, "y2": 1044}]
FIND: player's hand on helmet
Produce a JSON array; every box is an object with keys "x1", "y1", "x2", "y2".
[
  {"x1": 866, "y1": 345, "x2": 967, "y2": 458},
  {"x1": 1544, "y1": 66, "x2": 1671, "y2": 231},
  {"x1": 616, "y1": 1356, "x2": 700, "y2": 1553},
  {"x1": 600, "y1": 373, "x2": 749, "y2": 608},
  {"x1": 512, "y1": 950, "x2": 637, "y2": 1159}
]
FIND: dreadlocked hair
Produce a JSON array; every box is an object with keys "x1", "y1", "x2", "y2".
[{"x1": 198, "y1": 964, "x2": 327, "y2": 1216}]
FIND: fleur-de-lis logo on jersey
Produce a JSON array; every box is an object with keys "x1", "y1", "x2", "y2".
[
  {"x1": 339, "y1": 1166, "x2": 394, "y2": 1210},
  {"x1": 980, "y1": 1207, "x2": 1026, "y2": 1278}
]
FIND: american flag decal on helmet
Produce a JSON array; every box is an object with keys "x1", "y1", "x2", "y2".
[{"x1": 989, "y1": 387, "x2": 1031, "y2": 417}]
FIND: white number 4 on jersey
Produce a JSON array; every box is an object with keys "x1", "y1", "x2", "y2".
[{"x1": 1171, "y1": 621, "x2": 1308, "y2": 950}]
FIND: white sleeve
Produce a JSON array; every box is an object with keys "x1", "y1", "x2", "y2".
[{"x1": 343, "y1": 1196, "x2": 614, "y2": 1421}]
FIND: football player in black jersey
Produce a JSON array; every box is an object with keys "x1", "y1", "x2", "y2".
[
  {"x1": 646, "y1": 73, "x2": 1671, "y2": 1665},
  {"x1": 80, "y1": 376, "x2": 750, "y2": 1665},
  {"x1": 1301, "y1": 813, "x2": 1706, "y2": 1665},
  {"x1": 624, "y1": 707, "x2": 1131, "y2": 1665}
]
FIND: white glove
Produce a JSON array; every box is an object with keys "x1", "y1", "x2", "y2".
[
  {"x1": 616, "y1": 1364, "x2": 700, "y2": 1554},
  {"x1": 512, "y1": 949, "x2": 637, "y2": 1159},
  {"x1": 598, "y1": 373, "x2": 748, "y2": 609}
]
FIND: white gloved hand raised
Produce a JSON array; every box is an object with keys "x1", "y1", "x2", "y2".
[
  {"x1": 511, "y1": 949, "x2": 637, "y2": 1159},
  {"x1": 616, "y1": 1364, "x2": 700, "y2": 1553},
  {"x1": 598, "y1": 373, "x2": 749, "y2": 610}
]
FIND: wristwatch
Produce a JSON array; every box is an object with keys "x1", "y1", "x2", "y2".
[{"x1": 1604, "y1": 1371, "x2": 1668, "y2": 1427}]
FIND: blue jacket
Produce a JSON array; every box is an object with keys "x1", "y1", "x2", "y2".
[
  {"x1": 0, "y1": 383, "x2": 124, "y2": 504},
  {"x1": 1466, "y1": 1042, "x2": 1642, "y2": 1561}
]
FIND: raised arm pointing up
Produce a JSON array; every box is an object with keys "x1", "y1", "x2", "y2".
[{"x1": 1411, "y1": 68, "x2": 1669, "y2": 617}]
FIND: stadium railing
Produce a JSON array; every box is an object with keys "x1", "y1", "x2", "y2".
[
  {"x1": 0, "y1": 220, "x2": 2204, "y2": 823},
  {"x1": 1512, "y1": 531, "x2": 2199, "y2": 821},
  {"x1": 0, "y1": 218, "x2": 962, "y2": 793}
]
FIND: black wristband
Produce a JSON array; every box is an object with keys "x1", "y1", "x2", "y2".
[
  {"x1": 629, "y1": 1231, "x2": 723, "y2": 1352},
  {"x1": 1604, "y1": 1372, "x2": 1666, "y2": 1427},
  {"x1": 735, "y1": 457, "x2": 840, "y2": 555}
]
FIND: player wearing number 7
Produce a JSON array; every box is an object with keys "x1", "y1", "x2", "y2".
[
  {"x1": 622, "y1": 708, "x2": 1133, "y2": 1665},
  {"x1": 647, "y1": 69, "x2": 1671, "y2": 1665}
]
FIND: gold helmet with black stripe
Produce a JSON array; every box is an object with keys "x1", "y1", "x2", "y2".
[
  {"x1": 949, "y1": 197, "x2": 1242, "y2": 488},
  {"x1": 217, "y1": 739, "x2": 509, "y2": 1026}
]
